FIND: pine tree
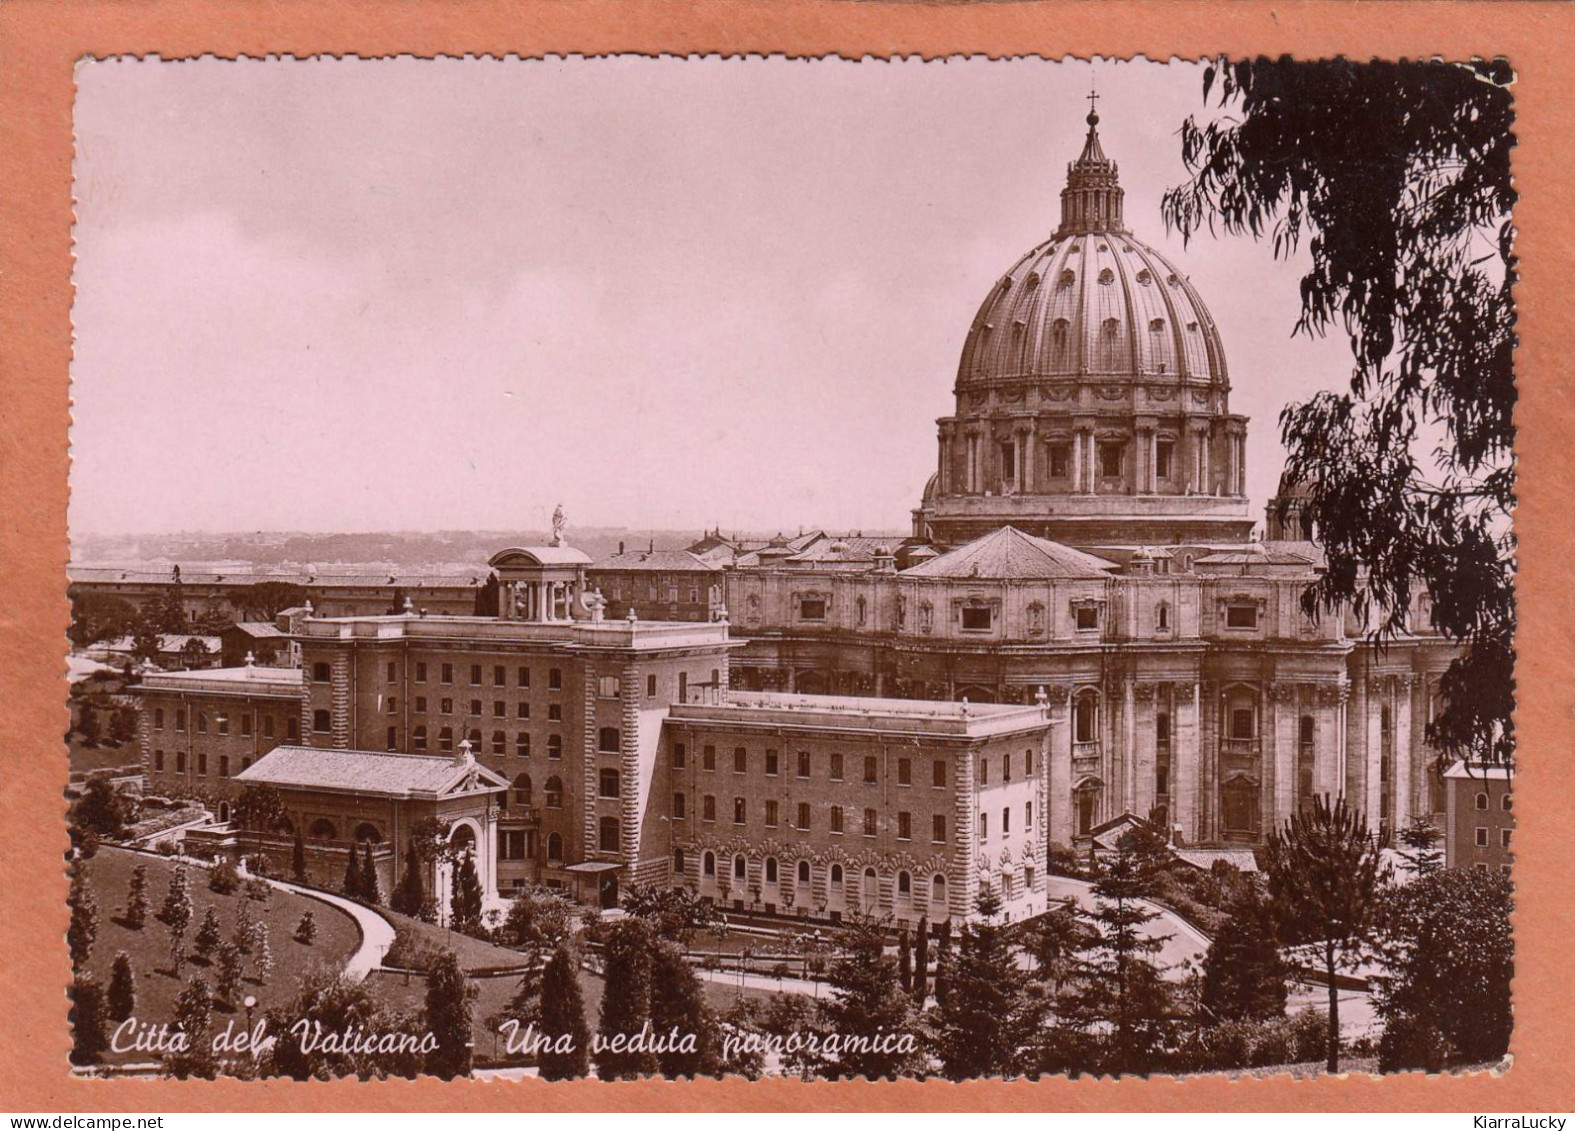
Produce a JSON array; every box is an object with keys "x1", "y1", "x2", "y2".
[
  {"x1": 912, "y1": 916, "x2": 930, "y2": 1003},
  {"x1": 424, "y1": 949, "x2": 477, "y2": 1080},
  {"x1": 342, "y1": 847, "x2": 362, "y2": 900},
  {"x1": 1066, "y1": 849, "x2": 1175, "y2": 1076},
  {"x1": 125, "y1": 864, "x2": 149, "y2": 929},
  {"x1": 596, "y1": 919, "x2": 658, "y2": 1080},
  {"x1": 650, "y1": 939, "x2": 723, "y2": 1078},
  {"x1": 360, "y1": 843, "x2": 381, "y2": 905},
  {"x1": 69, "y1": 975, "x2": 108, "y2": 1066},
  {"x1": 193, "y1": 907, "x2": 222, "y2": 962},
  {"x1": 932, "y1": 887, "x2": 1036, "y2": 1079},
  {"x1": 1028, "y1": 901, "x2": 1093, "y2": 994},
  {"x1": 291, "y1": 833, "x2": 307, "y2": 884},
  {"x1": 1397, "y1": 814, "x2": 1446, "y2": 877},
  {"x1": 1201, "y1": 885, "x2": 1289, "y2": 1022},
  {"x1": 68, "y1": 871, "x2": 100, "y2": 970},
  {"x1": 897, "y1": 927, "x2": 913, "y2": 995},
  {"x1": 107, "y1": 952, "x2": 136, "y2": 1022},
  {"x1": 537, "y1": 942, "x2": 591, "y2": 1080},
  {"x1": 818, "y1": 917, "x2": 919, "y2": 1080},
  {"x1": 157, "y1": 864, "x2": 194, "y2": 976},
  {"x1": 451, "y1": 850, "x2": 483, "y2": 935},
  {"x1": 1263, "y1": 795, "x2": 1387, "y2": 1073},
  {"x1": 294, "y1": 910, "x2": 317, "y2": 945}
]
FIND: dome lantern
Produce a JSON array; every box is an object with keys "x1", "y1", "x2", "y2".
[{"x1": 1057, "y1": 91, "x2": 1125, "y2": 238}]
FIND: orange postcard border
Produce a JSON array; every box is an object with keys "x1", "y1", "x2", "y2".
[{"x1": 2, "y1": 0, "x2": 1571, "y2": 1112}]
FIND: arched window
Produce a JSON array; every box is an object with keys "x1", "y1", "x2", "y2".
[
  {"x1": 733, "y1": 854, "x2": 747, "y2": 880},
  {"x1": 1476, "y1": 792, "x2": 1489, "y2": 811},
  {"x1": 765, "y1": 857, "x2": 778, "y2": 884},
  {"x1": 830, "y1": 863, "x2": 844, "y2": 886},
  {"x1": 353, "y1": 823, "x2": 382, "y2": 843},
  {"x1": 932, "y1": 874, "x2": 947, "y2": 903},
  {"x1": 599, "y1": 816, "x2": 620, "y2": 852},
  {"x1": 468, "y1": 728, "x2": 483, "y2": 751},
  {"x1": 491, "y1": 730, "x2": 506, "y2": 756},
  {"x1": 797, "y1": 859, "x2": 810, "y2": 884},
  {"x1": 1155, "y1": 601, "x2": 1170, "y2": 632},
  {"x1": 272, "y1": 817, "x2": 294, "y2": 836},
  {"x1": 309, "y1": 818, "x2": 338, "y2": 841},
  {"x1": 312, "y1": 709, "x2": 331, "y2": 733},
  {"x1": 703, "y1": 850, "x2": 716, "y2": 877},
  {"x1": 856, "y1": 597, "x2": 867, "y2": 627},
  {"x1": 1503, "y1": 793, "x2": 1514, "y2": 812},
  {"x1": 545, "y1": 776, "x2": 564, "y2": 808},
  {"x1": 598, "y1": 726, "x2": 620, "y2": 753},
  {"x1": 1074, "y1": 691, "x2": 1098, "y2": 744},
  {"x1": 547, "y1": 832, "x2": 563, "y2": 861},
  {"x1": 513, "y1": 773, "x2": 532, "y2": 805},
  {"x1": 898, "y1": 870, "x2": 912, "y2": 897},
  {"x1": 413, "y1": 725, "x2": 428, "y2": 751},
  {"x1": 439, "y1": 726, "x2": 454, "y2": 751},
  {"x1": 1075, "y1": 781, "x2": 1100, "y2": 835}
]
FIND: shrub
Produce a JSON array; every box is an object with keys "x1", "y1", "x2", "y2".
[
  {"x1": 207, "y1": 860, "x2": 241, "y2": 895},
  {"x1": 294, "y1": 910, "x2": 317, "y2": 945}
]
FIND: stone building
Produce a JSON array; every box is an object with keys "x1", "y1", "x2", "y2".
[
  {"x1": 587, "y1": 547, "x2": 726, "y2": 624},
  {"x1": 1442, "y1": 760, "x2": 1514, "y2": 873}
]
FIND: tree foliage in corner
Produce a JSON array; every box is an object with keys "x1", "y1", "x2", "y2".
[{"x1": 1163, "y1": 58, "x2": 1516, "y2": 765}]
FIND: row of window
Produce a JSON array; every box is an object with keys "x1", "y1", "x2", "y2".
[
  {"x1": 152, "y1": 749, "x2": 251, "y2": 777},
  {"x1": 152, "y1": 707, "x2": 297, "y2": 741},
  {"x1": 1474, "y1": 792, "x2": 1514, "y2": 811},
  {"x1": 1475, "y1": 827, "x2": 1513, "y2": 849},
  {"x1": 690, "y1": 851, "x2": 956, "y2": 902},
  {"x1": 673, "y1": 743, "x2": 952, "y2": 788},
  {"x1": 384, "y1": 697, "x2": 567, "y2": 723},
  {"x1": 313, "y1": 660, "x2": 565, "y2": 690},
  {"x1": 683, "y1": 793, "x2": 950, "y2": 843}
]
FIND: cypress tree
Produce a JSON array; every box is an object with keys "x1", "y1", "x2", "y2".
[
  {"x1": 68, "y1": 871, "x2": 100, "y2": 970},
  {"x1": 538, "y1": 942, "x2": 591, "y2": 1080},
  {"x1": 1201, "y1": 885, "x2": 1289, "y2": 1022},
  {"x1": 898, "y1": 927, "x2": 913, "y2": 994},
  {"x1": 424, "y1": 949, "x2": 478, "y2": 1079},
  {"x1": 125, "y1": 864, "x2": 149, "y2": 929},
  {"x1": 596, "y1": 919, "x2": 658, "y2": 1079},
  {"x1": 932, "y1": 918, "x2": 953, "y2": 1007},
  {"x1": 451, "y1": 851, "x2": 483, "y2": 935},
  {"x1": 359, "y1": 843, "x2": 381, "y2": 905},
  {"x1": 342, "y1": 847, "x2": 362, "y2": 900},
  {"x1": 69, "y1": 975, "x2": 108, "y2": 1066},
  {"x1": 650, "y1": 940, "x2": 723, "y2": 1078},
  {"x1": 912, "y1": 916, "x2": 930, "y2": 1003},
  {"x1": 107, "y1": 951, "x2": 136, "y2": 1022},
  {"x1": 291, "y1": 833, "x2": 307, "y2": 884},
  {"x1": 393, "y1": 839, "x2": 425, "y2": 916},
  {"x1": 157, "y1": 865, "x2": 193, "y2": 977}
]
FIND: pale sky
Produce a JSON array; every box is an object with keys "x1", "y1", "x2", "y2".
[{"x1": 70, "y1": 56, "x2": 1353, "y2": 537}]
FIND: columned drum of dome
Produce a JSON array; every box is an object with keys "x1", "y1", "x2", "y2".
[{"x1": 913, "y1": 106, "x2": 1254, "y2": 549}]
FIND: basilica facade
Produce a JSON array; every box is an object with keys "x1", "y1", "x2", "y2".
[{"x1": 723, "y1": 105, "x2": 1458, "y2": 848}]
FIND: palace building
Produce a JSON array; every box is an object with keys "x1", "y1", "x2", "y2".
[{"x1": 137, "y1": 102, "x2": 1466, "y2": 923}]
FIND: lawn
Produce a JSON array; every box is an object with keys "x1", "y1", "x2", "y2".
[{"x1": 77, "y1": 846, "x2": 361, "y2": 1065}]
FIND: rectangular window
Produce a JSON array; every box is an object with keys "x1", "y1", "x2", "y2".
[
  {"x1": 441, "y1": 697, "x2": 453, "y2": 715},
  {"x1": 287, "y1": 717, "x2": 298, "y2": 741},
  {"x1": 1002, "y1": 807, "x2": 1011, "y2": 835},
  {"x1": 734, "y1": 747, "x2": 747, "y2": 774},
  {"x1": 898, "y1": 757, "x2": 911, "y2": 786},
  {"x1": 154, "y1": 749, "x2": 165, "y2": 772},
  {"x1": 703, "y1": 745, "x2": 716, "y2": 771},
  {"x1": 1099, "y1": 441, "x2": 1123, "y2": 479},
  {"x1": 863, "y1": 808, "x2": 877, "y2": 837},
  {"x1": 493, "y1": 664, "x2": 506, "y2": 687},
  {"x1": 672, "y1": 743, "x2": 687, "y2": 769},
  {"x1": 263, "y1": 716, "x2": 275, "y2": 738},
  {"x1": 765, "y1": 800, "x2": 779, "y2": 828},
  {"x1": 1003, "y1": 754, "x2": 1012, "y2": 782},
  {"x1": 548, "y1": 704, "x2": 562, "y2": 722},
  {"x1": 470, "y1": 699, "x2": 482, "y2": 717},
  {"x1": 796, "y1": 802, "x2": 811, "y2": 830},
  {"x1": 897, "y1": 811, "x2": 912, "y2": 841},
  {"x1": 219, "y1": 755, "x2": 229, "y2": 778},
  {"x1": 386, "y1": 726, "x2": 397, "y2": 751},
  {"x1": 387, "y1": 697, "x2": 399, "y2": 716},
  {"x1": 197, "y1": 752, "x2": 208, "y2": 776},
  {"x1": 492, "y1": 701, "x2": 505, "y2": 718},
  {"x1": 441, "y1": 663, "x2": 453, "y2": 684},
  {"x1": 599, "y1": 769, "x2": 620, "y2": 798},
  {"x1": 797, "y1": 750, "x2": 811, "y2": 779},
  {"x1": 733, "y1": 797, "x2": 746, "y2": 825},
  {"x1": 679, "y1": 672, "x2": 688, "y2": 702},
  {"x1": 470, "y1": 664, "x2": 482, "y2": 686},
  {"x1": 176, "y1": 751, "x2": 186, "y2": 773},
  {"x1": 799, "y1": 597, "x2": 827, "y2": 621},
  {"x1": 240, "y1": 713, "x2": 253, "y2": 737},
  {"x1": 829, "y1": 806, "x2": 844, "y2": 834},
  {"x1": 673, "y1": 792, "x2": 687, "y2": 820},
  {"x1": 1026, "y1": 800, "x2": 1034, "y2": 829},
  {"x1": 863, "y1": 755, "x2": 878, "y2": 784},
  {"x1": 154, "y1": 707, "x2": 165, "y2": 729},
  {"x1": 961, "y1": 606, "x2": 992, "y2": 631},
  {"x1": 647, "y1": 674, "x2": 657, "y2": 697},
  {"x1": 517, "y1": 666, "x2": 530, "y2": 688},
  {"x1": 516, "y1": 702, "x2": 530, "y2": 720},
  {"x1": 1049, "y1": 442, "x2": 1071, "y2": 478},
  {"x1": 765, "y1": 749, "x2": 779, "y2": 777},
  {"x1": 1476, "y1": 827, "x2": 1489, "y2": 847},
  {"x1": 830, "y1": 753, "x2": 844, "y2": 781},
  {"x1": 1076, "y1": 606, "x2": 1099, "y2": 631},
  {"x1": 387, "y1": 661, "x2": 398, "y2": 682},
  {"x1": 217, "y1": 713, "x2": 231, "y2": 736},
  {"x1": 1231, "y1": 708, "x2": 1255, "y2": 741},
  {"x1": 598, "y1": 675, "x2": 619, "y2": 699},
  {"x1": 932, "y1": 814, "x2": 947, "y2": 843},
  {"x1": 416, "y1": 661, "x2": 428, "y2": 683},
  {"x1": 980, "y1": 812, "x2": 989, "y2": 840},
  {"x1": 702, "y1": 795, "x2": 716, "y2": 822},
  {"x1": 979, "y1": 759, "x2": 989, "y2": 786},
  {"x1": 175, "y1": 709, "x2": 186, "y2": 732},
  {"x1": 549, "y1": 668, "x2": 562, "y2": 690},
  {"x1": 1156, "y1": 440, "x2": 1175, "y2": 479},
  {"x1": 933, "y1": 759, "x2": 947, "y2": 788},
  {"x1": 1226, "y1": 604, "x2": 1259, "y2": 629},
  {"x1": 516, "y1": 733, "x2": 530, "y2": 757},
  {"x1": 1501, "y1": 828, "x2": 1512, "y2": 849}
]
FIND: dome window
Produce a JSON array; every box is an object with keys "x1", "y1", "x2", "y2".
[
  {"x1": 1167, "y1": 273, "x2": 1180, "y2": 287},
  {"x1": 1026, "y1": 271, "x2": 1041, "y2": 289},
  {"x1": 1101, "y1": 317, "x2": 1120, "y2": 338},
  {"x1": 1135, "y1": 268, "x2": 1152, "y2": 284},
  {"x1": 1098, "y1": 268, "x2": 1115, "y2": 285},
  {"x1": 1187, "y1": 321, "x2": 1200, "y2": 332},
  {"x1": 1097, "y1": 243, "x2": 1109, "y2": 252},
  {"x1": 1058, "y1": 269, "x2": 1076, "y2": 288},
  {"x1": 1149, "y1": 318, "x2": 1165, "y2": 332}
]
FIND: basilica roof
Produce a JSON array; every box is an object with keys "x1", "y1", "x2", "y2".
[
  {"x1": 954, "y1": 107, "x2": 1227, "y2": 389},
  {"x1": 902, "y1": 525, "x2": 1116, "y2": 580}
]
